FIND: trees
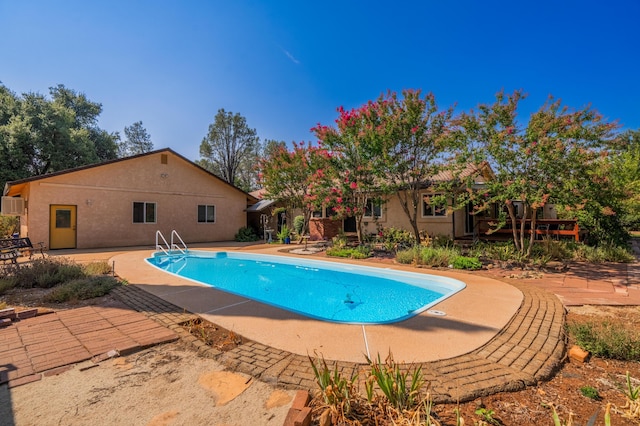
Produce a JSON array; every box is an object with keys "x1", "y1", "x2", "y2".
[
  {"x1": 199, "y1": 109, "x2": 260, "y2": 192},
  {"x1": 375, "y1": 90, "x2": 455, "y2": 244},
  {"x1": 455, "y1": 90, "x2": 619, "y2": 255},
  {"x1": 312, "y1": 103, "x2": 385, "y2": 243},
  {"x1": 0, "y1": 84, "x2": 119, "y2": 190},
  {"x1": 118, "y1": 121, "x2": 154, "y2": 157},
  {"x1": 259, "y1": 142, "x2": 328, "y2": 239},
  {"x1": 609, "y1": 129, "x2": 640, "y2": 231},
  {"x1": 311, "y1": 90, "x2": 456, "y2": 244}
]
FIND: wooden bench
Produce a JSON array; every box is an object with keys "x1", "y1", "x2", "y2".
[
  {"x1": 0, "y1": 248, "x2": 18, "y2": 265},
  {"x1": 0, "y1": 237, "x2": 46, "y2": 259},
  {"x1": 477, "y1": 219, "x2": 581, "y2": 242}
]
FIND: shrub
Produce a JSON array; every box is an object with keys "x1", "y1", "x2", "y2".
[
  {"x1": 419, "y1": 246, "x2": 460, "y2": 268},
  {"x1": 331, "y1": 233, "x2": 348, "y2": 249},
  {"x1": 567, "y1": 321, "x2": 640, "y2": 361},
  {"x1": 572, "y1": 243, "x2": 634, "y2": 263},
  {"x1": 431, "y1": 234, "x2": 455, "y2": 248},
  {"x1": 276, "y1": 225, "x2": 290, "y2": 243},
  {"x1": 377, "y1": 227, "x2": 415, "y2": 251},
  {"x1": 326, "y1": 245, "x2": 371, "y2": 259},
  {"x1": 83, "y1": 261, "x2": 113, "y2": 275},
  {"x1": 0, "y1": 215, "x2": 19, "y2": 238},
  {"x1": 452, "y1": 256, "x2": 482, "y2": 270},
  {"x1": 6, "y1": 258, "x2": 85, "y2": 289},
  {"x1": 234, "y1": 226, "x2": 259, "y2": 242},
  {"x1": 44, "y1": 276, "x2": 121, "y2": 303},
  {"x1": 0, "y1": 277, "x2": 18, "y2": 295},
  {"x1": 395, "y1": 247, "x2": 420, "y2": 264},
  {"x1": 580, "y1": 385, "x2": 601, "y2": 400},
  {"x1": 293, "y1": 215, "x2": 305, "y2": 235}
]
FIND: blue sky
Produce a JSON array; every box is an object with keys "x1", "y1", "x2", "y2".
[{"x1": 1, "y1": 1, "x2": 638, "y2": 161}]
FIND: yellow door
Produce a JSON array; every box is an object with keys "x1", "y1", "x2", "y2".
[{"x1": 50, "y1": 205, "x2": 77, "y2": 249}]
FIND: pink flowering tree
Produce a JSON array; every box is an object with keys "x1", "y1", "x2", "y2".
[
  {"x1": 259, "y1": 142, "x2": 329, "y2": 239},
  {"x1": 311, "y1": 102, "x2": 386, "y2": 243},
  {"x1": 374, "y1": 89, "x2": 455, "y2": 244},
  {"x1": 455, "y1": 90, "x2": 618, "y2": 256}
]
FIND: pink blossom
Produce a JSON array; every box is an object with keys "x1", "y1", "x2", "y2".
[
  {"x1": 337, "y1": 197, "x2": 343, "y2": 203},
  {"x1": 350, "y1": 182, "x2": 358, "y2": 189}
]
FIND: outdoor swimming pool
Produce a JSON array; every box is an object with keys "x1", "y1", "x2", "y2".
[{"x1": 146, "y1": 251, "x2": 466, "y2": 324}]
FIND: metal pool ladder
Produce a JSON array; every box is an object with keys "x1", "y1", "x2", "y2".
[{"x1": 155, "y1": 230, "x2": 188, "y2": 255}]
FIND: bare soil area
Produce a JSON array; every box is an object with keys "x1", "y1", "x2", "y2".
[{"x1": 2, "y1": 290, "x2": 640, "y2": 425}]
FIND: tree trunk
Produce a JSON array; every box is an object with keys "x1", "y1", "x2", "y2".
[
  {"x1": 395, "y1": 191, "x2": 421, "y2": 245},
  {"x1": 526, "y1": 208, "x2": 538, "y2": 257},
  {"x1": 506, "y1": 202, "x2": 520, "y2": 252}
]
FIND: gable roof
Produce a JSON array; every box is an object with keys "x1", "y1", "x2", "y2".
[{"x1": 3, "y1": 148, "x2": 258, "y2": 202}]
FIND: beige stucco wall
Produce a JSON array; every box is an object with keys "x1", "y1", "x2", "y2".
[
  {"x1": 15, "y1": 151, "x2": 249, "y2": 249},
  {"x1": 360, "y1": 194, "x2": 456, "y2": 239}
]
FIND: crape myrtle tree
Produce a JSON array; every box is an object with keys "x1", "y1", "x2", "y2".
[
  {"x1": 311, "y1": 90, "x2": 457, "y2": 245},
  {"x1": 454, "y1": 90, "x2": 618, "y2": 256},
  {"x1": 375, "y1": 89, "x2": 455, "y2": 244},
  {"x1": 199, "y1": 108, "x2": 261, "y2": 192},
  {"x1": 311, "y1": 102, "x2": 386, "y2": 244},
  {"x1": 259, "y1": 141, "x2": 329, "y2": 240}
]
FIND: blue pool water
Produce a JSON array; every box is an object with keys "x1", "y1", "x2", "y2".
[{"x1": 145, "y1": 251, "x2": 466, "y2": 324}]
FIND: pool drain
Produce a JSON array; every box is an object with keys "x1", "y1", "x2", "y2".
[{"x1": 426, "y1": 309, "x2": 446, "y2": 316}]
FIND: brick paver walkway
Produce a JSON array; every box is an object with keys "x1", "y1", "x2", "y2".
[
  {"x1": 0, "y1": 300, "x2": 181, "y2": 388},
  {"x1": 217, "y1": 281, "x2": 564, "y2": 403}
]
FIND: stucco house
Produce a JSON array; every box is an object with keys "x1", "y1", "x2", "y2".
[
  {"x1": 306, "y1": 163, "x2": 495, "y2": 241},
  {"x1": 1, "y1": 149, "x2": 257, "y2": 249}
]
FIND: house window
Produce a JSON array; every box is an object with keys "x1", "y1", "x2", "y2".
[
  {"x1": 312, "y1": 209, "x2": 323, "y2": 218},
  {"x1": 198, "y1": 205, "x2": 216, "y2": 223},
  {"x1": 133, "y1": 202, "x2": 156, "y2": 223},
  {"x1": 422, "y1": 194, "x2": 447, "y2": 217},
  {"x1": 364, "y1": 199, "x2": 382, "y2": 218}
]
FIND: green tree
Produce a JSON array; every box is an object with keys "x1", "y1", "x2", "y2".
[
  {"x1": 259, "y1": 141, "x2": 328, "y2": 239},
  {"x1": 610, "y1": 129, "x2": 640, "y2": 231},
  {"x1": 118, "y1": 120, "x2": 154, "y2": 157},
  {"x1": 375, "y1": 89, "x2": 455, "y2": 244},
  {"x1": 199, "y1": 109, "x2": 260, "y2": 191},
  {"x1": 0, "y1": 83, "x2": 118, "y2": 190},
  {"x1": 312, "y1": 103, "x2": 386, "y2": 243},
  {"x1": 455, "y1": 90, "x2": 619, "y2": 255}
]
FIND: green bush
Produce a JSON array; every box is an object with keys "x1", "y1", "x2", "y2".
[
  {"x1": 277, "y1": 225, "x2": 290, "y2": 243},
  {"x1": 326, "y1": 245, "x2": 371, "y2": 259},
  {"x1": 431, "y1": 235, "x2": 455, "y2": 248},
  {"x1": 395, "y1": 247, "x2": 420, "y2": 264},
  {"x1": 83, "y1": 261, "x2": 113, "y2": 275},
  {"x1": 567, "y1": 321, "x2": 640, "y2": 361},
  {"x1": 452, "y1": 256, "x2": 482, "y2": 270},
  {"x1": 44, "y1": 276, "x2": 121, "y2": 303},
  {"x1": 0, "y1": 277, "x2": 18, "y2": 295},
  {"x1": 6, "y1": 258, "x2": 85, "y2": 289},
  {"x1": 235, "y1": 226, "x2": 259, "y2": 242},
  {"x1": 0, "y1": 215, "x2": 19, "y2": 238},
  {"x1": 331, "y1": 233, "x2": 348, "y2": 249},
  {"x1": 293, "y1": 215, "x2": 305, "y2": 235},
  {"x1": 572, "y1": 243, "x2": 634, "y2": 263},
  {"x1": 419, "y1": 246, "x2": 460, "y2": 268},
  {"x1": 376, "y1": 227, "x2": 415, "y2": 251}
]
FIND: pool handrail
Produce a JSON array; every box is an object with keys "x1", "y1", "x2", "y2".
[
  {"x1": 155, "y1": 230, "x2": 188, "y2": 255},
  {"x1": 170, "y1": 230, "x2": 187, "y2": 254}
]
